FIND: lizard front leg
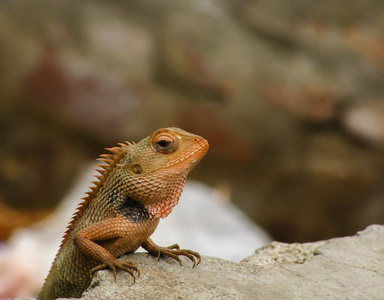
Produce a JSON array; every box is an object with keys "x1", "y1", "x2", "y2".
[
  {"x1": 73, "y1": 217, "x2": 140, "y2": 281},
  {"x1": 142, "y1": 238, "x2": 201, "y2": 267}
]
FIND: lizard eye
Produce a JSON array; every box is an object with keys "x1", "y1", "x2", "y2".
[
  {"x1": 152, "y1": 133, "x2": 178, "y2": 154},
  {"x1": 155, "y1": 137, "x2": 173, "y2": 153},
  {"x1": 157, "y1": 139, "x2": 170, "y2": 148}
]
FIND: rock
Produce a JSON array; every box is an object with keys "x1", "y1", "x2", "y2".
[{"x1": 60, "y1": 225, "x2": 384, "y2": 299}]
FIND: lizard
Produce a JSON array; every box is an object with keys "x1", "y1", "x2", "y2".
[{"x1": 38, "y1": 127, "x2": 209, "y2": 300}]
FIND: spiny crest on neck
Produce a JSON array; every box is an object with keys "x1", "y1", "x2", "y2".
[{"x1": 58, "y1": 141, "x2": 134, "y2": 247}]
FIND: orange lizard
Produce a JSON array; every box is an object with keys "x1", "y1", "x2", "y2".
[{"x1": 38, "y1": 127, "x2": 209, "y2": 299}]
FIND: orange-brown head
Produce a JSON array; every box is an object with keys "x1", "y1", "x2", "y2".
[{"x1": 116, "y1": 127, "x2": 209, "y2": 218}]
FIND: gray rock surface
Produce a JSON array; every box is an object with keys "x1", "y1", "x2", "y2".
[{"x1": 60, "y1": 225, "x2": 384, "y2": 300}]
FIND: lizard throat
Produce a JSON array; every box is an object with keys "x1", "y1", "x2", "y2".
[{"x1": 145, "y1": 177, "x2": 186, "y2": 219}]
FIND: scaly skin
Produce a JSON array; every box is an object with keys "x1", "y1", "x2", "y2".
[{"x1": 38, "y1": 127, "x2": 209, "y2": 300}]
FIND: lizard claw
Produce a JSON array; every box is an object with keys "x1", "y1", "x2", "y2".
[
  {"x1": 143, "y1": 239, "x2": 201, "y2": 268},
  {"x1": 90, "y1": 259, "x2": 140, "y2": 282},
  {"x1": 151, "y1": 246, "x2": 200, "y2": 267}
]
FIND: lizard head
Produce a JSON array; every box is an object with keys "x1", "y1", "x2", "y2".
[
  {"x1": 116, "y1": 127, "x2": 209, "y2": 217},
  {"x1": 126, "y1": 127, "x2": 208, "y2": 176}
]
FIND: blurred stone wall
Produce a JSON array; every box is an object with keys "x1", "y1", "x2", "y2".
[{"x1": 1, "y1": 0, "x2": 384, "y2": 242}]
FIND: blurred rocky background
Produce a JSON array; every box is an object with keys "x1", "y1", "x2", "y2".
[{"x1": 1, "y1": 0, "x2": 384, "y2": 244}]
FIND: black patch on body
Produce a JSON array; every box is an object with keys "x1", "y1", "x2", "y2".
[{"x1": 116, "y1": 195, "x2": 150, "y2": 223}]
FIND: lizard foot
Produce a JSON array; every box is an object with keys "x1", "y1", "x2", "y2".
[
  {"x1": 150, "y1": 243, "x2": 201, "y2": 268},
  {"x1": 90, "y1": 259, "x2": 140, "y2": 282}
]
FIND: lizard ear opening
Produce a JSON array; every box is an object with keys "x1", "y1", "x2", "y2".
[{"x1": 130, "y1": 164, "x2": 143, "y2": 174}]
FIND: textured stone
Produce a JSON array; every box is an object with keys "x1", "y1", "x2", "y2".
[{"x1": 58, "y1": 225, "x2": 384, "y2": 300}]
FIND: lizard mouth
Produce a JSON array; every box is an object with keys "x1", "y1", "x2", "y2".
[{"x1": 163, "y1": 138, "x2": 209, "y2": 169}]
